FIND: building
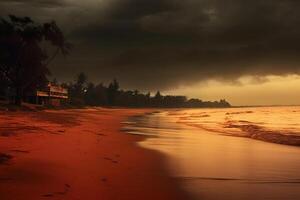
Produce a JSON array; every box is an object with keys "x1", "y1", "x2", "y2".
[{"x1": 35, "y1": 83, "x2": 68, "y2": 106}]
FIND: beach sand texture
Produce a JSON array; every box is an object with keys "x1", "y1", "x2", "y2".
[{"x1": 0, "y1": 108, "x2": 188, "y2": 200}]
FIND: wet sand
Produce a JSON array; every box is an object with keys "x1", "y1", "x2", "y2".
[
  {"x1": 0, "y1": 108, "x2": 189, "y2": 200},
  {"x1": 124, "y1": 109, "x2": 300, "y2": 200}
]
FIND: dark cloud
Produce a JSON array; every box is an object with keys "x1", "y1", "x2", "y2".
[
  {"x1": 0, "y1": 0, "x2": 66, "y2": 7},
  {"x1": 2, "y1": 0, "x2": 300, "y2": 90}
]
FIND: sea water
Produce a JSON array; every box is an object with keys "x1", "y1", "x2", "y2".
[{"x1": 123, "y1": 107, "x2": 300, "y2": 200}]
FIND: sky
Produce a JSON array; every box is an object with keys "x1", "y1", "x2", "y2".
[{"x1": 1, "y1": 0, "x2": 300, "y2": 105}]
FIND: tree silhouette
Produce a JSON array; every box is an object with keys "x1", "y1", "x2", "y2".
[
  {"x1": 0, "y1": 15, "x2": 71, "y2": 105},
  {"x1": 69, "y1": 72, "x2": 88, "y2": 106},
  {"x1": 153, "y1": 91, "x2": 163, "y2": 107},
  {"x1": 107, "y1": 79, "x2": 119, "y2": 105},
  {"x1": 64, "y1": 74, "x2": 231, "y2": 108},
  {"x1": 76, "y1": 72, "x2": 87, "y2": 86}
]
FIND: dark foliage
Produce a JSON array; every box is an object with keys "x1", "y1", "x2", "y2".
[
  {"x1": 64, "y1": 73, "x2": 231, "y2": 108},
  {"x1": 0, "y1": 15, "x2": 70, "y2": 105}
]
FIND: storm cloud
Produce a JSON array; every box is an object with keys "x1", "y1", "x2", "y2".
[{"x1": 1, "y1": 0, "x2": 300, "y2": 90}]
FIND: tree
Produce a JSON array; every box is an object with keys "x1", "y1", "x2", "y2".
[
  {"x1": 153, "y1": 91, "x2": 163, "y2": 107},
  {"x1": 84, "y1": 82, "x2": 97, "y2": 106},
  {"x1": 154, "y1": 91, "x2": 162, "y2": 99},
  {"x1": 94, "y1": 83, "x2": 108, "y2": 105},
  {"x1": 107, "y1": 79, "x2": 119, "y2": 105},
  {"x1": 69, "y1": 72, "x2": 88, "y2": 106},
  {"x1": 0, "y1": 15, "x2": 71, "y2": 105},
  {"x1": 76, "y1": 72, "x2": 87, "y2": 87},
  {"x1": 51, "y1": 78, "x2": 58, "y2": 85}
]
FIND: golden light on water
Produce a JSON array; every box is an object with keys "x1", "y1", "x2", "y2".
[{"x1": 126, "y1": 107, "x2": 300, "y2": 200}]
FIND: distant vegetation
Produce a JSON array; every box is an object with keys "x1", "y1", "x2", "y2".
[{"x1": 61, "y1": 72, "x2": 231, "y2": 108}]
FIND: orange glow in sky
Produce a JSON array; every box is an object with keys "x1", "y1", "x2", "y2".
[{"x1": 165, "y1": 75, "x2": 300, "y2": 106}]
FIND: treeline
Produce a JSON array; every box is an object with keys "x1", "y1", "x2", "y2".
[{"x1": 60, "y1": 73, "x2": 231, "y2": 108}]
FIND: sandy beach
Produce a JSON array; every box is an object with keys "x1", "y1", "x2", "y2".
[{"x1": 0, "y1": 108, "x2": 189, "y2": 200}]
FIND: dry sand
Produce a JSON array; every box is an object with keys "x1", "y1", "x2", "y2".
[{"x1": 0, "y1": 108, "x2": 189, "y2": 200}]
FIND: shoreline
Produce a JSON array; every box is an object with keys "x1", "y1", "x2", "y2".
[
  {"x1": 124, "y1": 108, "x2": 300, "y2": 200},
  {"x1": 0, "y1": 108, "x2": 190, "y2": 200}
]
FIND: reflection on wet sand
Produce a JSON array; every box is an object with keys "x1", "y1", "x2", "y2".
[{"x1": 124, "y1": 107, "x2": 300, "y2": 200}]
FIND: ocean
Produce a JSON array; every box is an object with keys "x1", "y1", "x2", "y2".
[{"x1": 123, "y1": 107, "x2": 300, "y2": 200}]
